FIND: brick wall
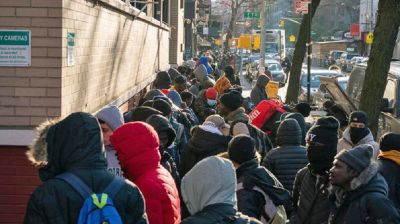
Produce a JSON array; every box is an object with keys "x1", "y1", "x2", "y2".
[
  {"x1": 0, "y1": 0, "x2": 170, "y2": 126},
  {"x1": 0, "y1": 146, "x2": 40, "y2": 223}
]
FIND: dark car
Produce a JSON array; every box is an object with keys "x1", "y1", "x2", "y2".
[
  {"x1": 319, "y1": 60, "x2": 400, "y2": 138},
  {"x1": 247, "y1": 59, "x2": 286, "y2": 84}
]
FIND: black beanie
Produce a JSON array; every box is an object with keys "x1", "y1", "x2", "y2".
[
  {"x1": 146, "y1": 114, "x2": 176, "y2": 147},
  {"x1": 152, "y1": 99, "x2": 172, "y2": 117},
  {"x1": 379, "y1": 132, "x2": 400, "y2": 152},
  {"x1": 349, "y1": 111, "x2": 368, "y2": 125},
  {"x1": 336, "y1": 144, "x2": 373, "y2": 172},
  {"x1": 228, "y1": 134, "x2": 256, "y2": 164},
  {"x1": 127, "y1": 106, "x2": 163, "y2": 122},
  {"x1": 220, "y1": 90, "x2": 243, "y2": 111},
  {"x1": 295, "y1": 102, "x2": 312, "y2": 117},
  {"x1": 154, "y1": 71, "x2": 171, "y2": 89},
  {"x1": 306, "y1": 116, "x2": 340, "y2": 174}
]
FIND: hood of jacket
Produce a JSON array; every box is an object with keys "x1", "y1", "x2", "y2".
[
  {"x1": 199, "y1": 56, "x2": 212, "y2": 74},
  {"x1": 27, "y1": 112, "x2": 107, "y2": 181},
  {"x1": 110, "y1": 122, "x2": 161, "y2": 180},
  {"x1": 95, "y1": 105, "x2": 124, "y2": 131},
  {"x1": 225, "y1": 107, "x2": 249, "y2": 123},
  {"x1": 256, "y1": 75, "x2": 270, "y2": 89},
  {"x1": 237, "y1": 158, "x2": 292, "y2": 207},
  {"x1": 181, "y1": 156, "x2": 237, "y2": 215},
  {"x1": 276, "y1": 118, "x2": 302, "y2": 146},
  {"x1": 187, "y1": 126, "x2": 231, "y2": 156},
  {"x1": 284, "y1": 112, "x2": 307, "y2": 143},
  {"x1": 194, "y1": 64, "x2": 208, "y2": 82},
  {"x1": 168, "y1": 67, "x2": 181, "y2": 81}
]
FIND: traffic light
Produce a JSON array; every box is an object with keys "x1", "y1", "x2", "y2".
[{"x1": 253, "y1": 34, "x2": 260, "y2": 49}]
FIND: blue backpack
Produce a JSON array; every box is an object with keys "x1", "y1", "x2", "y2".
[{"x1": 57, "y1": 172, "x2": 124, "y2": 224}]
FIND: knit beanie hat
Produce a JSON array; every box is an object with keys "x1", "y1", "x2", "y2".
[
  {"x1": 205, "y1": 88, "x2": 218, "y2": 100},
  {"x1": 167, "y1": 90, "x2": 183, "y2": 107},
  {"x1": 220, "y1": 90, "x2": 243, "y2": 111},
  {"x1": 276, "y1": 118, "x2": 302, "y2": 146},
  {"x1": 154, "y1": 71, "x2": 172, "y2": 89},
  {"x1": 152, "y1": 98, "x2": 172, "y2": 117},
  {"x1": 349, "y1": 111, "x2": 368, "y2": 125},
  {"x1": 335, "y1": 144, "x2": 373, "y2": 172},
  {"x1": 379, "y1": 132, "x2": 400, "y2": 152},
  {"x1": 224, "y1": 65, "x2": 234, "y2": 77},
  {"x1": 146, "y1": 114, "x2": 176, "y2": 147},
  {"x1": 294, "y1": 102, "x2": 312, "y2": 117},
  {"x1": 95, "y1": 105, "x2": 124, "y2": 131},
  {"x1": 306, "y1": 116, "x2": 340, "y2": 174},
  {"x1": 127, "y1": 106, "x2": 163, "y2": 122},
  {"x1": 228, "y1": 134, "x2": 256, "y2": 164}
]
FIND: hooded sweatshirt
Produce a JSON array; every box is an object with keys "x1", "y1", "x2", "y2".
[
  {"x1": 250, "y1": 75, "x2": 270, "y2": 106},
  {"x1": 193, "y1": 64, "x2": 215, "y2": 89},
  {"x1": 24, "y1": 112, "x2": 147, "y2": 224},
  {"x1": 337, "y1": 127, "x2": 379, "y2": 159},
  {"x1": 110, "y1": 122, "x2": 181, "y2": 224},
  {"x1": 95, "y1": 105, "x2": 124, "y2": 177}
]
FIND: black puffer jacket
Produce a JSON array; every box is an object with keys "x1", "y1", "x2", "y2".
[
  {"x1": 181, "y1": 203, "x2": 261, "y2": 224},
  {"x1": 180, "y1": 126, "x2": 231, "y2": 176},
  {"x1": 329, "y1": 165, "x2": 400, "y2": 224},
  {"x1": 378, "y1": 157, "x2": 400, "y2": 212},
  {"x1": 24, "y1": 112, "x2": 148, "y2": 224},
  {"x1": 236, "y1": 158, "x2": 292, "y2": 221},
  {"x1": 290, "y1": 167, "x2": 331, "y2": 224},
  {"x1": 263, "y1": 118, "x2": 308, "y2": 192}
]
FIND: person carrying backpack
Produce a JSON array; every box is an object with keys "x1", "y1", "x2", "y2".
[{"x1": 24, "y1": 112, "x2": 148, "y2": 224}]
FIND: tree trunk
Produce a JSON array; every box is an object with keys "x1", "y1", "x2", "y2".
[
  {"x1": 359, "y1": 0, "x2": 400, "y2": 137},
  {"x1": 285, "y1": 0, "x2": 321, "y2": 104}
]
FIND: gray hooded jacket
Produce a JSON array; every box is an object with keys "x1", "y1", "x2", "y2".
[{"x1": 250, "y1": 75, "x2": 270, "y2": 106}]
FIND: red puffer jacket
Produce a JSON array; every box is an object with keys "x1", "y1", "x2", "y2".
[{"x1": 110, "y1": 122, "x2": 181, "y2": 224}]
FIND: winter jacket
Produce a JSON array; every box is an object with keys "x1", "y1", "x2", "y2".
[
  {"x1": 110, "y1": 122, "x2": 181, "y2": 224},
  {"x1": 230, "y1": 120, "x2": 273, "y2": 163},
  {"x1": 329, "y1": 163, "x2": 400, "y2": 223},
  {"x1": 181, "y1": 156, "x2": 261, "y2": 224},
  {"x1": 226, "y1": 74, "x2": 241, "y2": 86},
  {"x1": 236, "y1": 158, "x2": 292, "y2": 221},
  {"x1": 337, "y1": 127, "x2": 379, "y2": 159},
  {"x1": 263, "y1": 118, "x2": 308, "y2": 192},
  {"x1": 180, "y1": 125, "x2": 231, "y2": 176},
  {"x1": 24, "y1": 112, "x2": 148, "y2": 224},
  {"x1": 250, "y1": 75, "x2": 269, "y2": 106},
  {"x1": 378, "y1": 156, "x2": 400, "y2": 212},
  {"x1": 290, "y1": 166, "x2": 331, "y2": 224}
]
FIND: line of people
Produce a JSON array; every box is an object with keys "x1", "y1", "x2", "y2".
[{"x1": 24, "y1": 56, "x2": 400, "y2": 223}]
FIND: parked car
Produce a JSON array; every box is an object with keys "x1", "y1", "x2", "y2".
[
  {"x1": 346, "y1": 56, "x2": 368, "y2": 72},
  {"x1": 337, "y1": 52, "x2": 360, "y2": 72},
  {"x1": 298, "y1": 68, "x2": 343, "y2": 102},
  {"x1": 247, "y1": 59, "x2": 286, "y2": 84},
  {"x1": 319, "y1": 60, "x2": 400, "y2": 138}
]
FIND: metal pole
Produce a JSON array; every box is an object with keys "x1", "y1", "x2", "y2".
[
  {"x1": 307, "y1": 1, "x2": 312, "y2": 103},
  {"x1": 259, "y1": 0, "x2": 266, "y2": 68}
]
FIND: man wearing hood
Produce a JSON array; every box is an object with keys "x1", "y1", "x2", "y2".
[
  {"x1": 291, "y1": 116, "x2": 340, "y2": 224},
  {"x1": 263, "y1": 118, "x2": 308, "y2": 193},
  {"x1": 180, "y1": 114, "x2": 231, "y2": 176},
  {"x1": 337, "y1": 111, "x2": 379, "y2": 159},
  {"x1": 377, "y1": 132, "x2": 400, "y2": 212},
  {"x1": 181, "y1": 156, "x2": 262, "y2": 224},
  {"x1": 224, "y1": 65, "x2": 241, "y2": 86},
  {"x1": 153, "y1": 71, "x2": 172, "y2": 90},
  {"x1": 110, "y1": 122, "x2": 181, "y2": 224},
  {"x1": 193, "y1": 87, "x2": 219, "y2": 123},
  {"x1": 192, "y1": 64, "x2": 215, "y2": 92},
  {"x1": 227, "y1": 135, "x2": 292, "y2": 222},
  {"x1": 199, "y1": 56, "x2": 213, "y2": 75},
  {"x1": 250, "y1": 75, "x2": 270, "y2": 106},
  {"x1": 95, "y1": 105, "x2": 124, "y2": 176},
  {"x1": 24, "y1": 112, "x2": 148, "y2": 223},
  {"x1": 329, "y1": 144, "x2": 400, "y2": 223}
]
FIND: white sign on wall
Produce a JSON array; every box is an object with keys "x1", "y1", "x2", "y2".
[{"x1": 0, "y1": 30, "x2": 31, "y2": 67}]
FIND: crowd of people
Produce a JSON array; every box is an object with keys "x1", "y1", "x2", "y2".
[{"x1": 24, "y1": 54, "x2": 400, "y2": 223}]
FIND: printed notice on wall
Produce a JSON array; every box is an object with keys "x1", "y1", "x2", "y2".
[
  {"x1": 67, "y1": 32, "x2": 75, "y2": 66},
  {"x1": 0, "y1": 30, "x2": 31, "y2": 67}
]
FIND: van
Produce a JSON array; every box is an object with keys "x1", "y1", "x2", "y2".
[{"x1": 320, "y1": 60, "x2": 400, "y2": 137}]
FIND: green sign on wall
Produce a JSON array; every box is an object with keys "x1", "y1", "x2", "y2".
[{"x1": 0, "y1": 30, "x2": 31, "y2": 67}]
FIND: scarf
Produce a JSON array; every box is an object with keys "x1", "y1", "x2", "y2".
[{"x1": 379, "y1": 150, "x2": 400, "y2": 165}]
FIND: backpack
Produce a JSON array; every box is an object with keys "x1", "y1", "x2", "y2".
[
  {"x1": 237, "y1": 182, "x2": 287, "y2": 224},
  {"x1": 57, "y1": 172, "x2": 125, "y2": 224}
]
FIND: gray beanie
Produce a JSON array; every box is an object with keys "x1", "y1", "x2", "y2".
[
  {"x1": 95, "y1": 105, "x2": 124, "y2": 131},
  {"x1": 335, "y1": 144, "x2": 373, "y2": 172}
]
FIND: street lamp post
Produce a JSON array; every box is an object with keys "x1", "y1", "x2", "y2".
[{"x1": 307, "y1": 1, "x2": 312, "y2": 104}]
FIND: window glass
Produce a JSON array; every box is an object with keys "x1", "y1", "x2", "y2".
[{"x1": 383, "y1": 79, "x2": 396, "y2": 108}]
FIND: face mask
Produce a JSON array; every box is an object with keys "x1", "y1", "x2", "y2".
[
  {"x1": 307, "y1": 145, "x2": 335, "y2": 175},
  {"x1": 349, "y1": 127, "x2": 369, "y2": 144},
  {"x1": 207, "y1": 99, "x2": 217, "y2": 107}
]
